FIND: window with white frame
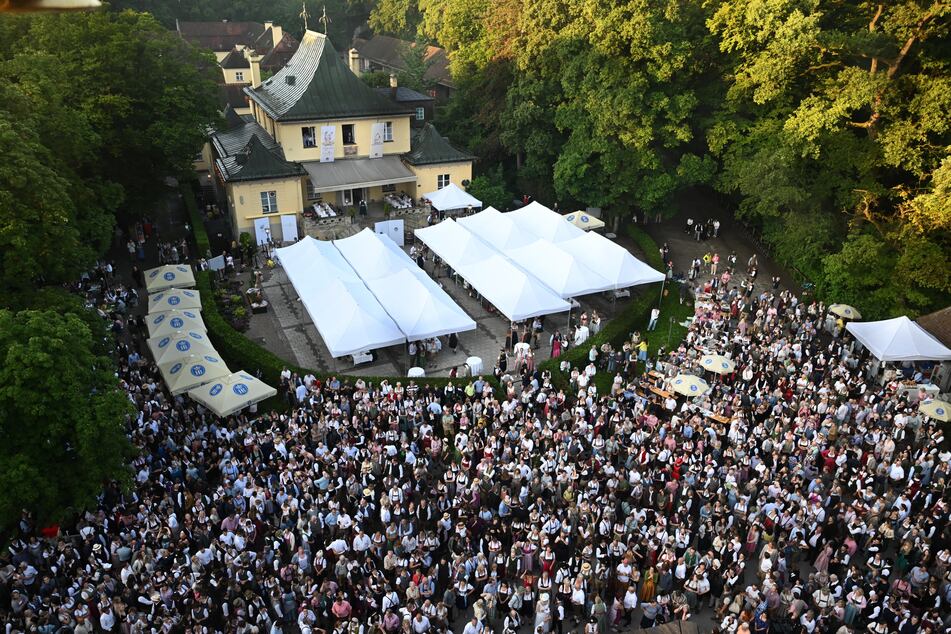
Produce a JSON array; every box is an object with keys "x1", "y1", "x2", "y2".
[
  {"x1": 305, "y1": 179, "x2": 321, "y2": 201},
  {"x1": 235, "y1": 71, "x2": 244, "y2": 82},
  {"x1": 302, "y1": 126, "x2": 317, "y2": 148},
  {"x1": 342, "y1": 124, "x2": 356, "y2": 145},
  {"x1": 260, "y1": 191, "x2": 278, "y2": 213},
  {"x1": 437, "y1": 174, "x2": 451, "y2": 189},
  {"x1": 383, "y1": 121, "x2": 393, "y2": 142},
  {"x1": 415, "y1": 107, "x2": 425, "y2": 121}
]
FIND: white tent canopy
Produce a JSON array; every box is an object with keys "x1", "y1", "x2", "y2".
[
  {"x1": 508, "y1": 201, "x2": 586, "y2": 243},
  {"x1": 558, "y1": 232, "x2": 665, "y2": 289},
  {"x1": 365, "y1": 269, "x2": 476, "y2": 341},
  {"x1": 148, "y1": 288, "x2": 202, "y2": 314},
  {"x1": 274, "y1": 237, "x2": 405, "y2": 358},
  {"x1": 158, "y1": 352, "x2": 230, "y2": 395},
  {"x1": 336, "y1": 229, "x2": 475, "y2": 341},
  {"x1": 422, "y1": 182, "x2": 482, "y2": 211},
  {"x1": 145, "y1": 264, "x2": 196, "y2": 293},
  {"x1": 457, "y1": 207, "x2": 536, "y2": 250},
  {"x1": 147, "y1": 330, "x2": 216, "y2": 365},
  {"x1": 564, "y1": 211, "x2": 605, "y2": 231},
  {"x1": 456, "y1": 255, "x2": 571, "y2": 321},
  {"x1": 846, "y1": 316, "x2": 951, "y2": 361},
  {"x1": 507, "y1": 239, "x2": 613, "y2": 298},
  {"x1": 188, "y1": 371, "x2": 277, "y2": 417},
  {"x1": 147, "y1": 310, "x2": 206, "y2": 338},
  {"x1": 414, "y1": 219, "x2": 496, "y2": 269}
]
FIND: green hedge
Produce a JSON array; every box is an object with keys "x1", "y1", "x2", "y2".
[
  {"x1": 537, "y1": 225, "x2": 693, "y2": 393},
  {"x1": 182, "y1": 183, "x2": 211, "y2": 257}
]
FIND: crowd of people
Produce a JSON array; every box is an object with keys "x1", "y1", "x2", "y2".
[{"x1": 2, "y1": 220, "x2": 950, "y2": 634}]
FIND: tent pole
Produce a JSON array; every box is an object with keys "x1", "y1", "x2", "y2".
[{"x1": 658, "y1": 277, "x2": 666, "y2": 309}]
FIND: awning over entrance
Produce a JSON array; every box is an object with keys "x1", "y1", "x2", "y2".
[{"x1": 302, "y1": 156, "x2": 417, "y2": 193}]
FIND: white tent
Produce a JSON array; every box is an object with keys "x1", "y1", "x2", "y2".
[
  {"x1": 415, "y1": 219, "x2": 496, "y2": 269},
  {"x1": 456, "y1": 254, "x2": 571, "y2": 321},
  {"x1": 334, "y1": 228, "x2": 416, "y2": 281},
  {"x1": 147, "y1": 309, "x2": 206, "y2": 338},
  {"x1": 507, "y1": 239, "x2": 613, "y2": 298},
  {"x1": 457, "y1": 207, "x2": 536, "y2": 250},
  {"x1": 557, "y1": 232, "x2": 665, "y2": 289},
  {"x1": 846, "y1": 316, "x2": 951, "y2": 361},
  {"x1": 365, "y1": 269, "x2": 476, "y2": 341},
  {"x1": 159, "y1": 352, "x2": 230, "y2": 395},
  {"x1": 188, "y1": 371, "x2": 277, "y2": 417},
  {"x1": 144, "y1": 264, "x2": 196, "y2": 293},
  {"x1": 274, "y1": 237, "x2": 406, "y2": 358},
  {"x1": 336, "y1": 229, "x2": 476, "y2": 341},
  {"x1": 147, "y1": 330, "x2": 216, "y2": 364},
  {"x1": 564, "y1": 211, "x2": 605, "y2": 231},
  {"x1": 423, "y1": 182, "x2": 482, "y2": 212},
  {"x1": 508, "y1": 201, "x2": 586, "y2": 243},
  {"x1": 148, "y1": 288, "x2": 202, "y2": 314}
]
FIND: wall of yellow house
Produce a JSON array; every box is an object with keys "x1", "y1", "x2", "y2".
[
  {"x1": 222, "y1": 68, "x2": 250, "y2": 85},
  {"x1": 278, "y1": 116, "x2": 412, "y2": 162},
  {"x1": 193, "y1": 141, "x2": 214, "y2": 173},
  {"x1": 409, "y1": 162, "x2": 473, "y2": 198},
  {"x1": 226, "y1": 177, "x2": 304, "y2": 236},
  {"x1": 213, "y1": 51, "x2": 229, "y2": 63}
]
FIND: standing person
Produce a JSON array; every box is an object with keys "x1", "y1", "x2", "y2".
[
  {"x1": 448, "y1": 332, "x2": 458, "y2": 354},
  {"x1": 648, "y1": 307, "x2": 660, "y2": 331},
  {"x1": 711, "y1": 253, "x2": 719, "y2": 276},
  {"x1": 713, "y1": 219, "x2": 721, "y2": 237},
  {"x1": 409, "y1": 341, "x2": 419, "y2": 368}
]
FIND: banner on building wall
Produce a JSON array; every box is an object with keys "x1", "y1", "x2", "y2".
[
  {"x1": 320, "y1": 125, "x2": 336, "y2": 163},
  {"x1": 280, "y1": 214, "x2": 299, "y2": 243},
  {"x1": 369, "y1": 122, "x2": 385, "y2": 159},
  {"x1": 253, "y1": 218, "x2": 271, "y2": 245}
]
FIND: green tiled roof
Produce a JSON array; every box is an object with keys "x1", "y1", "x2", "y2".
[
  {"x1": 245, "y1": 30, "x2": 413, "y2": 122},
  {"x1": 403, "y1": 123, "x2": 475, "y2": 166},
  {"x1": 216, "y1": 135, "x2": 305, "y2": 183}
]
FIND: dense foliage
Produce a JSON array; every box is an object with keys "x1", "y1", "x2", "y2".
[
  {"x1": 373, "y1": 0, "x2": 950, "y2": 318},
  {"x1": 0, "y1": 10, "x2": 219, "y2": 526}
]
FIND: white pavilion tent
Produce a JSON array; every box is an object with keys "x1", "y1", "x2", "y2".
[
  {"x1": 507, "y1": 239, "x2": 613, "y2": 298},
  {"x1": 846, "y1": 316, "x2": 951, "y2": 361},
  {"x1": 274, "y1": 237, "x2": 406, "y2": 358},
  {"x1": 422, "y1": 182, "x2": 482, "y2": 212},
  {"x1": 147, "y1": 330, "x2": 216, "y2": 365},
  {"x1": 457, "y1": 207, "x2": 536, "y2": 250},
  {"x1": 148, "y1": 288, "x2": 202, "y2": 314},
  {"x1": 364, "y1": 269, "x2": 476, "y2": 341},
  {"x1": 188, "y1": 371, "x2": 278, "y2": 417},
  {"x1": 414, "y1": 219, "x2": 496, "y2": 269},
  {"x1": 158, "y1": 352, "x2": 230, "y2": 395},
  {"x1": 144, "y1": 264, "x2": 196, "y2": 293},
  {"x1": 146, "y1": 310, "x2": 206, "y2": 338},
  {"x1": 335, "y1": 229, "x2": 476, "y2": 341},
  {"x1": 557, "y1": 232, "x2": 665, "y2": 289},
  {"x1": 508, "y1": 201, "x2": 586, "y2": 243},
  {"x1": 455, "y1": 254, "x2": 571, "y2": 322}
]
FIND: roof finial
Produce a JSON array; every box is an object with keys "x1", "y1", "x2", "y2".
[
  {"x1": 300, "y1": 0, "x2": 310, "y2": 31},
  {"x1": 319, "y1": 5, "x2": 331, "y2": 35}
]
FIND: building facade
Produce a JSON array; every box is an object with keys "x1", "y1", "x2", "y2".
[{"x1": 204, "y1": 30, "x2": 473, "y2": 244}]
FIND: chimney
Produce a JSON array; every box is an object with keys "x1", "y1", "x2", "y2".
[
  {"x1": 249, "y1": 54, "x2": 263, "y2": 88},
  {"x1": 389, "y1": 73, "x2": 398, "y2": 100},
  {"x1": 271, "y1": 24, "x2": 283, "y2": 49},
  {"x1": 349, "y1": 48, "x2": 361, "y2": 76}
]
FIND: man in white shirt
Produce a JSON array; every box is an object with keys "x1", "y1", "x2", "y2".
[{"x1": 462, "y1": 617, "x2": 483, "y2": 634}]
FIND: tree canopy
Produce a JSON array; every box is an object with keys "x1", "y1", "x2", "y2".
[
  {"x1": 377, "y1": 0, "x2": 949, "y2": 318},
  {"x1": 0, "y1": 309, "x2": 132, "y2": 528}
]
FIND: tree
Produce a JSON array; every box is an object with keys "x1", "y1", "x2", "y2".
[
  {"x1": 467, "y1": 166, "x2": 513, "y2": 211},
  {"x1": 708, "y1": 0, "x2": 951, "y2": 317},
  {"x1": 369, "y1": 0, "x2": 422, "y2": 37},
  {"x1": 0, "y1": 310, "x2": 132, "y2": 528}
]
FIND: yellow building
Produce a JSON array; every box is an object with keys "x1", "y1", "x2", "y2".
[{"x1": 208, "y1": 29, "x2": 474, "y2": 243}]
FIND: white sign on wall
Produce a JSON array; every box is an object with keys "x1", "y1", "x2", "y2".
[
  {"x1": 320, "y1": 125, "x2": 336, "y2": 163},
  {"x1": 253, "y1": 218, "x2": 271, "y2": 245},
  {"x1": 369, "y1": 122, "x2": 385, "y2": 159},
  {"x1": 280, "y1": 215, "x2": 299, "y2": 243},
  {"x1": 374, "y1": 219, "x2": 405, "y2": 247}
]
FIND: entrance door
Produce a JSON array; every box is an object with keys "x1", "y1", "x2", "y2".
[
  {"x1": 342, "y1": 188, "x2": 363, "y2": 207},
  {"x1": 253, "y1": 217, "x2": 271, "y2": 245}
]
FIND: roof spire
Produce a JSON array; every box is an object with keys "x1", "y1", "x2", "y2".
[
  {"x1": 319, "y1": 5, "x2": 332, "y2": 35},
  {"x1": 300, "y1": 0, "x2": 310, "y2": 31}
]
